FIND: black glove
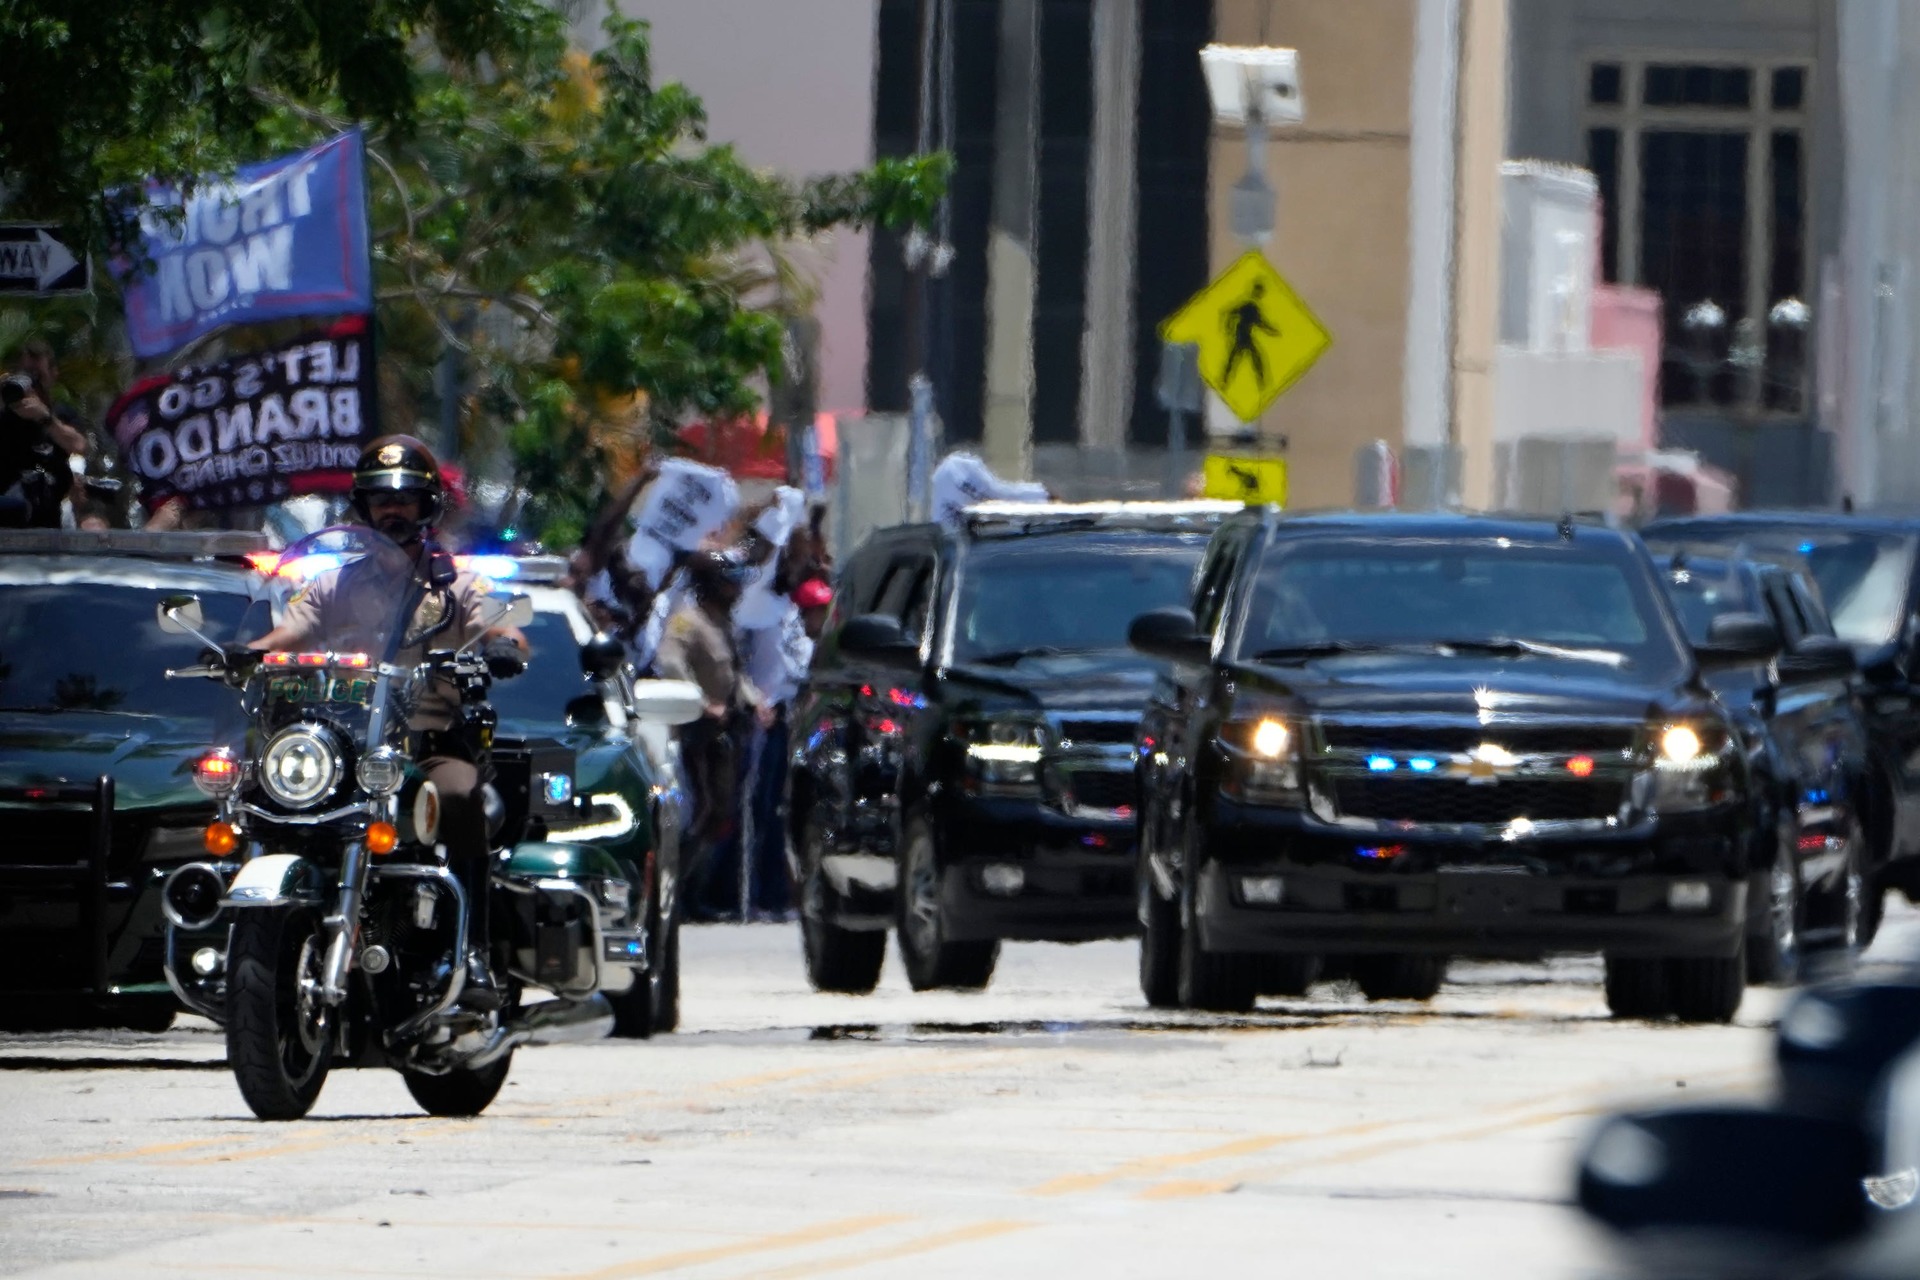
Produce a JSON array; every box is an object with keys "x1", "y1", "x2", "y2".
[
  {"x1": 201, "y1": 645, "x2": 262, "y2": 685},
  {"x1": 483, "y1": 636, "x2": 526, "y2": 680}
]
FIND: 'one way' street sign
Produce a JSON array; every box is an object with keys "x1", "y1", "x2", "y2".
[{"x1": 0, "y1": 225, "x2": 90, "y2": 296}]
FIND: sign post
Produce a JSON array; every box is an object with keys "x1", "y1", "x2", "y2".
[{"x1": 0, "y1": 225, "x2": 89, "y2": 296}]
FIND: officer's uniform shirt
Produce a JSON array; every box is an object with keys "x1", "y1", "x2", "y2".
[{"x1": 278, "y1": 557, "x2": 493, "y2": 731}]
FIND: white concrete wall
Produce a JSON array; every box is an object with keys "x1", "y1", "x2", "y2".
[{"x1": 588, "y1": 1, "x2": 879, "y2": 416}]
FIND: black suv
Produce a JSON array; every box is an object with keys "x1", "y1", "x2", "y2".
[
  {"x1": 1130, "y1": 512, "x2": 1774, "y2": 1023},
  {"x1": 1644, "y1": 512, "x2": 1920, "y2": 938},
  {"x1": 1648, "y1": 547, "x2": 1871, "y2": 983},
  {"x1": 788, "y1": 501, "x2": 1238, "y2": 994}
]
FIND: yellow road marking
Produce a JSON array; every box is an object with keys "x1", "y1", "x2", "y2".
[
  {"x1": 753, "y1": 1220, "x2": 1037, "y2": 1279},
  {"x1": 559, "y1": 1213, "x2": 910, "y2": 1280},
  {"x1": 29, "y1": 1132, "x2": 291, "y2": 1168},
  {"x1": 1026, "y1": 1121, "x2": 1403, "y2": 1196},
  {"x1": 1036, "y1": 1066, "x2": 1761, "y2": 1199}
]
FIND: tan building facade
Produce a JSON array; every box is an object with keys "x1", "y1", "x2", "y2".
[{"x1": 1208, "y1": 0, "x2": 1508, "y2": 509}]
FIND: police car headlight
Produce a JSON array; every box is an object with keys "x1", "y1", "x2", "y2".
[
  {"x1": 356, "y1": 747, "x2": 407, "y2": 797},
  {"x1": 1648, "y1": 722, "x2": 1736, "y2": 811},
  {"x1": 260, "y1": 725, "x2": 343, "y2": 810},
  {"x1": 957, "y1": 719, "x2": 1046, "y2": 791}
]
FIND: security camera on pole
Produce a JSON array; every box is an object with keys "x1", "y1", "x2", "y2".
[
  {"x1": 1160, "y1": 47, "x2": 1330, "y2": 508},
  {"x1": 1199, "y1": 44, "x2": 1305, "y2": 248}
]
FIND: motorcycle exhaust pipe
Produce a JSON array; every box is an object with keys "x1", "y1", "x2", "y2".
[
  {"x1": 162, "y1": 862, "x2": 229, "y2": 931},
  {"x1": 513, "y1": 993, "x2": 614, "y2": 1046},
  {"x1": 464, "y1": 994, "x2": 614, "y2": 1070}
]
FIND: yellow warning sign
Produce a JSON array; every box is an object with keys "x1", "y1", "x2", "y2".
[
  {"x1": 1160, "y1": 250, "x2": 1332, "y2": 422},
  {"x1": 1202, "y1": 454, "x2": 1288, "y2": 506}
]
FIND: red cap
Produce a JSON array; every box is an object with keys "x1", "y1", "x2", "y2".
[{"x1": 793, "y1": 578, "x2": 833, "y2": 609}]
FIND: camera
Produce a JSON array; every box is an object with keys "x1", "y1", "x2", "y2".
[{"x1": 1, "y1": 372, "x2": 35, "y2": 405}]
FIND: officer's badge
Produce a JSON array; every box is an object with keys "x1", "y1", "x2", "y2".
[{"x1": 377, "y1": 443, "x2": 405, "y2": 466}]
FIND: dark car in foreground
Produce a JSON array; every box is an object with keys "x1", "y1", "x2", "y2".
[
  {"x1": 0, "y1": 530, "x2": 272, "y2": 1031},
  {"x1": 1648, "y1": 548, "x2": 1872, "y2": 982},
  {"x1": 789, "y1": 500, "x2": 1239, "y2": 994},
  {"x1": 1644, "y1": 512, "x2": 1920, "y2": 941},
  {"x1": 1130, "y1": 511, "x2": 1774, "y2": 1022}
]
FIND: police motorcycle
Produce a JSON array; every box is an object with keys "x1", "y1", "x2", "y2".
[{"x1": 154, "y1": 524, "x2": 644, "y2": 1121}]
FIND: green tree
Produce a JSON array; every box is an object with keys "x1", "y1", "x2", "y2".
[
  {"x1": 288, "y1": 10, "x2": 946, "y2": 544},
  {"x1": 0, "y1": 0, "x2": 555, "y2": 246}
]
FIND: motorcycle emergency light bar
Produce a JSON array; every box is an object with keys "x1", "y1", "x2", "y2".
[
  {"x1": 261, "y1": 651, "x2": 371, "y2": 668},
  {"x1": 453, "y1": 554, "x2": 569, "y2": 584}
]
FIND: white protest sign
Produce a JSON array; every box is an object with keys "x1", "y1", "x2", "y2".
[
  {"x1": 931, "y1": 452, "x2": 1050, "y2": 527},
  {"x1": 624, "y1": 459, "x2": 739, "y2": 590}
]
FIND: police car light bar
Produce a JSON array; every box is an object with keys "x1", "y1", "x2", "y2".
[{"x1": 0, "y1": 530, "x2": 272, "y2": 559}]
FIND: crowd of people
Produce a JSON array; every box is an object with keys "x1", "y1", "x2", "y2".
[{"x1": 569, "y1": 462, "x2": 835, "y2": 922}]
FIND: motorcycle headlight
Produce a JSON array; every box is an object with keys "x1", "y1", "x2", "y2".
[
  {"x1": 1217, "y1": 715, "x2": 1302, "y2": 805},
  {"x1": 356, "y1": 746, "x2": 407, "y2": 797},
  {"x1": 1648, "y1": 722, "x2": 1736, "y2": 811},
  {"x1": 957, "y1": 719, "x2": 1047, "y2": 791},
  {"x1": 259, "y1": 724, "x2": 344, "y2": 810}
]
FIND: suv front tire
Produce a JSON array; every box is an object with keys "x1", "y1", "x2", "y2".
[{"x1": 897, "y1": 817, "x2": 998, "y2": 991}]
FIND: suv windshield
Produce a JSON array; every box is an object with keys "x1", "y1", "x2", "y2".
[
  {"x1": 952, "y1": 534, "x2": 1208, "y2": 663},
  {"x1": 0, "y1": 580, "x2": 260, "y2": 722},
  {"x1": 1797, "y1": 533, "x2": 1915, "y2": 646},
  {"x1": 1237, "y1": 538, "x2": 1687, "y2": 677},
  {"x1": 1657, "y1": 560, "x2": 1753, "y2": 646}
]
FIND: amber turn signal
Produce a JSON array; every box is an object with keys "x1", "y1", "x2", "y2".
[
  {"x1": 203, "y1": 822, "x2": 240, "y2": 856},
  {"x1": 366, "y1": 822, "x2": 399, "y2": 855}
]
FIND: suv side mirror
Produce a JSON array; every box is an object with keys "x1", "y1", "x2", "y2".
[
  {"x1": 839, "y1": 614, "x2": 921, "y2": 671},
  {"x1": 1695, "y1": 612, "x2": 1780, "y2": 670},
  {"x1": 1778, "y1": 635, "x2": 1858, "y2": 683},
  {"x1": 1129, "y1": 608, "x2": 1210, "y2": 665},
  {"x1": 580, "y1": 632, "x2": 626, "y2": 681}
]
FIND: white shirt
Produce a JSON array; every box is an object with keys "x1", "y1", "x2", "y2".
[{"x1": 737, "y1": 604, "x2": 813, "y2": 708}]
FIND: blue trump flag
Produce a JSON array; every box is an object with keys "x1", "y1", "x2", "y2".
[{"x1": 120, "y1": 130, "x2": 373, "y2": 358}]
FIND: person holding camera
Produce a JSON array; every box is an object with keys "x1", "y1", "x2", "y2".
[{"x1": 0, "y1": 339, "x2": 89, "y2": 528}]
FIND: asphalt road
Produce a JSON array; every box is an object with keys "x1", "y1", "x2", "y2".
[{"x1": 6, "y1": 907, "x2": 1918, "y2": 1280}]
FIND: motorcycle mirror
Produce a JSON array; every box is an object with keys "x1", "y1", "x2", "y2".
[
  {"x1": 156, "y1": 595, "x2": 205, "y2": 635},
  {"x1": 629, "y1": 679, "x2": 705, "y2": 727},
  {"x1": 499, "y1": 594, "x2": 534, "y2": 629},
  {"x1": 564, "y1": 693, "x2": 609, "y2": 728}
]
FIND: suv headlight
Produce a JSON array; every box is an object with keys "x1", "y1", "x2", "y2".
[
  {"x1": 1648, "y1": 721, "x2": 1737, "y2": 811},
  {"x1": 956, "y1": 718, "x2": 1047, "y2": 791},
  {"x1": 1217, "y1": 714, "x2": 1303, "y2": 805},
  {"x1": 260, "y1": 724, "x2": 344, "y2": 810}
]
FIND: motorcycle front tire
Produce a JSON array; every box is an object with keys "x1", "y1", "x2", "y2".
[{"x1": 227, "y1": 907, "x2": 332, "y2": 1121}]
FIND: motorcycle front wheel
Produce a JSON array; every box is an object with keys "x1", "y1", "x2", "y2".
[{"x1": 226, "y1": 907, "x2": 331, "y2": 1121}]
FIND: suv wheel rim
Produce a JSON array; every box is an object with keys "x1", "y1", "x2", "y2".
[
  {"x1": 1769, "y1": 850, "x2": 1798, "y2": 969},
  {"x1": 905, "y1": 831, "x2": 940, "y2": 954}
]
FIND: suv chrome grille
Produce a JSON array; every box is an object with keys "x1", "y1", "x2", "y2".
[
  {"x1": 1059, "y1": 769, "x2": 1135, "y2": 814},
  {"x1": 1055, "y1": 719, "x2": 1137, "y2": 746},
  {"x1": 1330, "y1": 776, "x2": 1626, "y2": 826},
  {"x1": 1317, "y1": 722, "x2": 1639, "y2": 756}
]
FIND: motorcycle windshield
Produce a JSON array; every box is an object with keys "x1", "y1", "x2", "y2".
[{"x1": 250, "y1": 525, "x2": 437, "y2": 741}]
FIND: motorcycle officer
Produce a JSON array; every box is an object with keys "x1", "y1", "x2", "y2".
[{"x1": 238, "y1": 435, "x2": 528, "y2": 1009}]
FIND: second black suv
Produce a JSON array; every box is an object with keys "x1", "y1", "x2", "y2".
[
  {"x1": 788, "y1": 501, "x2": 1238, "y2": 993},
  {"x1": 1130, "y1": 512, "x2": 1777, "y2": 1023}
]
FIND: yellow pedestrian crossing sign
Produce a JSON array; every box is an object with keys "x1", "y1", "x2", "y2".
[
  {"x1": 1160, "y1": 250, "x2": 1332, "y2": 423},
  {"x1": 1202, "y1": 453, "x2": 1288, "y2": 505}
]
